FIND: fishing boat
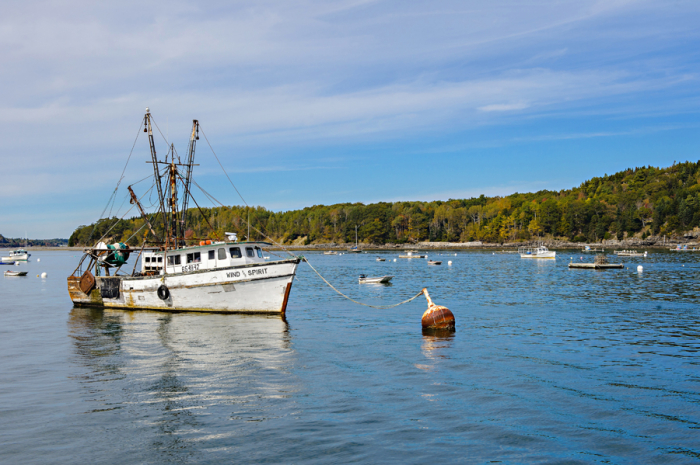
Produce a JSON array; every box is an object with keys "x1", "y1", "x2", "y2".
[
  {"x1": 323, "y1": 251, "x2": 338, "y2": 255},
  {"x1": 581, "y1": 246, "x2": 604, "y2": 252},
  {"x1": 1, "y1": 249, "x2": 30, "y2": 261},
  {"x1": 428, "y1": 260, "x2": 442, "y2": 265},
  {"x1": 358, "y1": 274, "x2": 393, "y2": 284},
  {"x1": 376, "y1": 257, "x2": 386, "y2": 262},
  {"x1": 4, "y1": 270, "x2": 28, "y2": 277},
  {"x1": 66, "y1": 109, "x2": 300, "y2": 314},
  {"x1": 518, "y1": 245, "x2": 556, "y2": 259}
]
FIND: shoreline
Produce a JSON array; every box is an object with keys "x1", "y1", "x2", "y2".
[{"x1": 9, "y1": 237, "x2": 693, "y2": 253}]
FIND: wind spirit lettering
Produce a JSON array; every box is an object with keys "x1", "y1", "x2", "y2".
[{"x1": 226, "y1": 268, "x2": 268, "y2": 278}]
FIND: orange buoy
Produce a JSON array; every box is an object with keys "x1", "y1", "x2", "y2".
[
  {"x1": 421, "y1": 288, "x2": 455, "y2": 330},
  {"x1": 199, "y1": 241, "x2": 206, "y2": 246}
]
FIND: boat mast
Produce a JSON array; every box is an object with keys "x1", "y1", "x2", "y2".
[
  {"x1": 181, "y1": 120, "x2": 199, "y2": 237},
  {"x1": 168, "y1": 144, "x2": 179, "y2": 248},
  {"x1": 144, "y1": 108, "x2": 167, "y2": 234}
]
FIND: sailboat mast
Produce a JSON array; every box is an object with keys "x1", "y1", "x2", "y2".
[{"x1": 144, "y1": 109, "x2": 167, "y2": 233}]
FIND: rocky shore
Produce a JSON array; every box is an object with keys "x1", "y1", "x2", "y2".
[{"x1": 269, "y1": 234, "x2": 700, "y2": 251}]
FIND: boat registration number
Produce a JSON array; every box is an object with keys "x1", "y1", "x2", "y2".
[{"x1": 182, "y1": 263, "x2": 200, "y2": 273}]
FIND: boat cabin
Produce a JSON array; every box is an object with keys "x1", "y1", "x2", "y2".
[{"x1": 140, "y1": 242, "x2": 270, "y2": 275}]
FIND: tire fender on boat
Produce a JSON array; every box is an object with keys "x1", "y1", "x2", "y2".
[{"x1": 157, "y1": 285, "x2": 170, "y2": 300}]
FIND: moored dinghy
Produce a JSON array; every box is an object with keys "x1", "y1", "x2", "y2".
[
  {"x1": 358, "y1": 274, "x2": 393, "y2": 284},
  {"x1": 4, "y1": 270, "x2": 28, "y2": 277}
]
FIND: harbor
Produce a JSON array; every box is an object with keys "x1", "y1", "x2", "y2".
[{"x1": 1, "y1": 248, "x2": 698, "y2": 463}]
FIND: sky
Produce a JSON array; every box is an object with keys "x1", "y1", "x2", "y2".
[{"x1": 1, "y1": 0, "x2": 699, "y2": 238}]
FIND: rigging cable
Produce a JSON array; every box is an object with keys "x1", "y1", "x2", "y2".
[
  {"x1": 92, "y1": 183, "x2": 156, "y2": 247},
  {"x1": 87, "y1": 120, "x2": 143, "y2": 243}
]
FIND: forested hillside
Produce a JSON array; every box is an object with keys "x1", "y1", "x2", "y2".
[
  {"x1": 0, "y1": 235, "x2": 68, "y2": 247},
  {"x1": 69, "y1": 161, "x2": 700, "y2": 247}
]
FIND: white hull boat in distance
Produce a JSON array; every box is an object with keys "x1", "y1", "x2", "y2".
[
  {"x1": 4, "y1": 270, "x2": 28, "y2": 276},
  {"x1": 358, "y1": 274, "x2": 393, "y2": 284},
  {"x1": 1, "y1": 249, "x2": 30, "y2": 261},
  {"x1": 518, "y1": 245, "x2": 556, "y2": 259},
  {"x1": 67, "y1": 109, "x2": 301, "y2": 315}
]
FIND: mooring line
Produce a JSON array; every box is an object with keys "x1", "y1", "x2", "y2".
[{"x1": 303, "y1": 259, "x2": 425, "y2": 309}]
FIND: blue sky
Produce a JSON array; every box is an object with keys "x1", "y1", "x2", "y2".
[{"x1": 1, "y1": 0, "x2": 699, "y2": 238}]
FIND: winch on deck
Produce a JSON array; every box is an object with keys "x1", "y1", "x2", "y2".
[{"x1": 95, "y1": 242, "x2": 131, "y2": 267}]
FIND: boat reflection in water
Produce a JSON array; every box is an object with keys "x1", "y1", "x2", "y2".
[{"x1": 67, "y1": 307, "x2": 296, "y2": 462}]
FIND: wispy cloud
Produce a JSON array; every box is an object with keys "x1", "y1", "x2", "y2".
[
  {"x1": 478, "y1": 102, "x2": 530, "y2": 112},
  {"x1": 1, "y1": 0, "x2": 699, "y2": 236}
]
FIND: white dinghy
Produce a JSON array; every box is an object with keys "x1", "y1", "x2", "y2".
[{"x1": 358, "y1": 274, "x2": 393, "y2": 284}]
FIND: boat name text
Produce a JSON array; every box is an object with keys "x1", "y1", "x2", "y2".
[{"x1": 227, "y1": 268, "x2": 268, "y2": 278}]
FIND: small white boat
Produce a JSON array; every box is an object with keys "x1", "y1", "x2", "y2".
[
  {"x1": 518, "y1": 245, "x2": 556, "y2": 259},
  {"x1": 358, "y1": 274, "x2": 393, "y2": 284},
  {"x1": 428, "y1": 260, "x2": 442, "y2": 265},
  {"x1": 324, "y1": 251, "x2": 338, "y2": 255},
  {"x1": 615, "y1": 250, "x2": 647, "y2": 257},
  {"x1": 4, "y1": 270, "x2": 28, "y2": 277},
  {"x1": 1, "y1": 249, "x2": 30, "y2": 261},
  {"x1": 376, "y1": 257, "x2": 386, "y2": 261},
  {"x1": 399, "y1": 251, "x2": 426, "y2": 259}
]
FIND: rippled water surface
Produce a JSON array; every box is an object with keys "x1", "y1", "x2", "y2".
[{"x1": 1, "y1": 249, "x2": 699, "y2": 464}]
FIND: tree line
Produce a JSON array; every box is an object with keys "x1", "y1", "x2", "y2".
[
  {"x1": 69, "y1": 161, "x2": 700, "y2": 247},
  {"x1": 0, "y1": 235, "x2": 68, "y2": 247}
]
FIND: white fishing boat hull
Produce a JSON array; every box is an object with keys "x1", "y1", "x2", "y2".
[
  {"x1": 519, "y1": 251, "x2": 556, "y2": 259},
  {"x1": 68, "y1": 259, "x2": 299, "y2": 314}
]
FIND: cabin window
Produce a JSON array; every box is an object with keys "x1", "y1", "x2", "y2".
[
  {"x1": 186, "y1": 252, "x2": 201, "y2": 263},
  {"x1": 246, "y1": 247, "x2": 255, "y2": 258},
  {"x1": 208, "y1": 250, "x2": 215, "y2": 260},
  {"x1": 255, "y1": 247, "x2": 263, "y2": 258},
  {"x1": 218, "y1": 248, "x2": 226, "y2": 259},
  {"x1": 229, "y1": 247, "x2": 242, "y2": 258},
  {"x1": 157, "y1": 256, "x2": 162, "y2": 263},
  {"x1": 145, "y1": 257, "x2": 151, "y2": 263},
  {"x1": 167, "y1": 255, "x2": 181, "y2": 265}
]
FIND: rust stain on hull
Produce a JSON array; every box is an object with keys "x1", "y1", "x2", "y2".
[{"x1": 280, "y1": 282, "x2": 293, "y2": 316}]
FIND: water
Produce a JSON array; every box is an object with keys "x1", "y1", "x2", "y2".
[{"x1": 1, "y1": 250, "x2": 699, "y2": 464}]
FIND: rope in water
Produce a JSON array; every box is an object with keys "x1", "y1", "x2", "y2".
[{"x1": 303, "y1": 259, "x2": 425, "y2": 309}]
